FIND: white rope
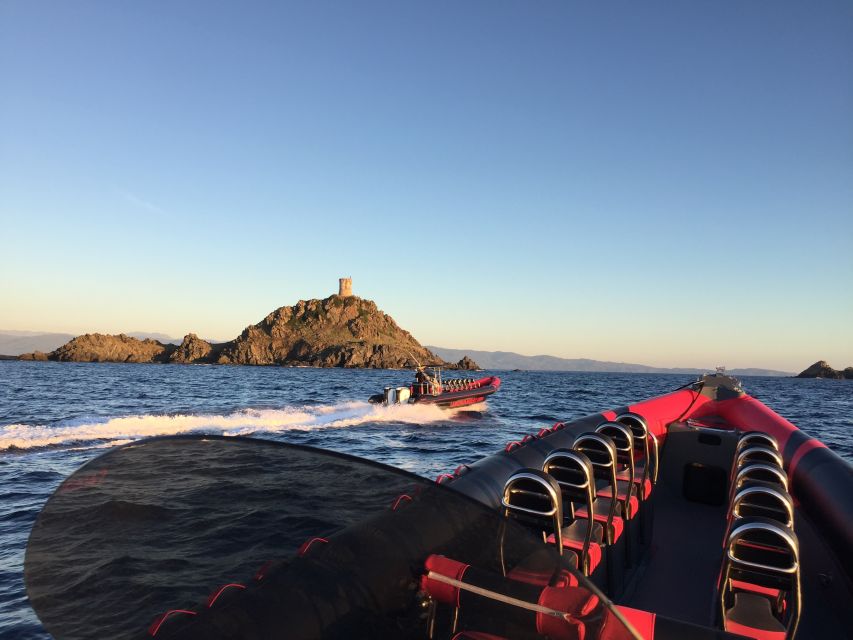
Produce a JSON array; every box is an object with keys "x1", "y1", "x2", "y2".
[{"x1": 426, "y1": 571, "x2": 576, "y2": 621}]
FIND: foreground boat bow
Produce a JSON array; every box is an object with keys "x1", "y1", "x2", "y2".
[{"x1": 24, "y1": 373, "x2": 852, "y2": 639}]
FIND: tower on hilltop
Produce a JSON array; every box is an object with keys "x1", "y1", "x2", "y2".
[{"x1": 338, "y1": 277, "x2": 353, "y2": 297}]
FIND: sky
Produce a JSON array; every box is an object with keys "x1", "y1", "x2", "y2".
[{"x1": 1, "y1": 1, "x2": 851, "y2": 371}]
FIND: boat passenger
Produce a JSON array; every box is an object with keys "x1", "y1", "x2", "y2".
[{"x1": 415, "y1": 367, "x2": 439, "y2": 394}]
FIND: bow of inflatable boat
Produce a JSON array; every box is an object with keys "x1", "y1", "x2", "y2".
[{"x1": 23, "y1": 373, "x2": 852, "y2": 640}]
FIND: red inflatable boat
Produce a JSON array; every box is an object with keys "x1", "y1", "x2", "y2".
[
  {"x1": 369, "y1": 367, "x2": 501, "y2": 408},
  {"x1": 23, "y1": 373, "x2": 852, "y2": 640}
]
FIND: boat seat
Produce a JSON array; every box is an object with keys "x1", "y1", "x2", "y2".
[
  {"x1": 615, "y1": 412, "x2": 659, "y2": 487},
  {"x1": 594, "y1": 423, "x2": 642, "y2": 521},
  {"x1": 501, "y1": 469, "x2": 579, "y2": 576},
  {"x1": 724, "y1": 485, "x2": 795, "y2": 550},
  {"x1": 615, "y1": 469, "x2": 653, "y2": 499},
  {"x1": 719, "y1": 517, "x2": 800, "y2": 639},
  {"x1": 594, "y1": 481, "x2": 640, "y2": 519},
  {"x1": 570, "y1": 434, "x2": 624, "y2": 542},
  {"x1": 570, "y1": 432, "x2": 632, "y2": 587},
  {"x1": 573, "y1": 505, "x2": 625, "y2": 542},
  {"x1": 547, "y1": 527, "x2": 604, "y2": 574},
  {"x1": 724, "y1": 592, "x2": 787, "y2": 640},
  {"x1": 541, "y1": 449, "x2": 604, "y2": 578},
  {"x1": 613, "y1": 413, "x2": 657, "y2": 546},
  {"x1": 561, "y1": 518, "x2": 605, "y2": 545}
]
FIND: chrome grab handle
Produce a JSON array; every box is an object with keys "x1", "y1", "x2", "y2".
[
  {"x1": 500, "y1": 498, "x2": 558, "y2": 518},
  {"x1": 726, "y1": 520, "x2": 799, "y2": 574},
  {"x1": 735, "y1": 463, "x2": 788, "y2": 490},
  {"x1": 736, "y1": 432, "x2": 779, "y2": 453},
  {"x1": 731, "y1": 485, "x2": 794, "y2": 525},
  {"x1": 736, "y1": 446, "x2": 784, "y2": 469},
  {"x1": 554, "y1": 479, "x2": 590, "y2": 490},
  {"x1": 727, "y1": 548, "x2": 799, "y2": 575}
]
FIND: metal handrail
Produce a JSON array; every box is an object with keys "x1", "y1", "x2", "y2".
[
  {"x1": 616, "y1": 412, "x2": 656, "y2": 487},
  {"x1": 734, "y1": 463, "x2": 788, "y2": 492},
  {"x1": 731, "y1": 486, "x2": 793, "y2": 520},
  {"x1": 736, "y1": 431, "x2": 779, "y2": 453},
  {"x1": 502, "y1": 470, "x2": 564, "y2": 556},
  {"x1": 736, "y1": 446, "x2": 784, "y2": 470}
]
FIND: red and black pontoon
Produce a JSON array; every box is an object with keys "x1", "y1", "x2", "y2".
[
  {"x1": 369, "y1": 366, "x2": 501, "y2": 408},
  {"x1": 23, "y1": 373, "x2": 853, "y2": 640}
]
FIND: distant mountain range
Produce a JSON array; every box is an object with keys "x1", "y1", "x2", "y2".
[
  {"x1": 0, "y1": 330, "x2": 793, "y2": 375},
  {"x1": 427, "y1": 346, "x2": 793, "y2": 377}
]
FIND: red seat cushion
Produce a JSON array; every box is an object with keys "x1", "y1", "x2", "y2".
[
  {"x1": 723, "y1": 620, "x2": 786, "y2": 640},
  {"x1": 731, "y1": 579, "x2": 782, "y2": 599}
]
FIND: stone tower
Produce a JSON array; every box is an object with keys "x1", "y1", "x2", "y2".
[{"x1": 338, "y1": 277, "x2": 353, "y2": 297}]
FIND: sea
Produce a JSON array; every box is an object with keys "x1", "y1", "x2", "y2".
[{"x1": 1, "y1": 361, "x2": 851, "y2": 639}]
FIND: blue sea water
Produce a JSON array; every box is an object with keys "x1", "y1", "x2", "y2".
[{"x1": 1, "y1": 361, "x2": 851, "y2": 638}]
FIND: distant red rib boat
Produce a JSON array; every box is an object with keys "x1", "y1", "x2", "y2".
[{"x1": 369, "y1": 368, "x2": 501, "y2": 408}]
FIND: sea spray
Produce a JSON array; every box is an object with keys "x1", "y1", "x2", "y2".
[{"x1": 0, "y1": 401, "x2": 449, "y2": 452}]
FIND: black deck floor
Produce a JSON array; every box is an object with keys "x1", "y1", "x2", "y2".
[{"x1": 617, "y1": 481, "x2": 728, "y2": 627}]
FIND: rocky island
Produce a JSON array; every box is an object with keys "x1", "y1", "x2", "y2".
[
  {"x1": 20, "y1": 280, "x2": 479, "y2": 370},
  {"x1": 795, "y1": 361, "x2": 853, "y2": 379}
]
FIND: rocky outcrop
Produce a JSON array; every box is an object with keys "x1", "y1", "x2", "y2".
[
  {"x1": 20, "y1": 295, "x2": 479, "y2": 370},
  {"x1": 169, "y1": 334, "x2": 214, "y2": 364},
  {"x1": 18, "y1": 351, "x2": 49, "y2": 361},
  {"x1": 46, "y1": 334, "x2": 174, "y2": 363},
  {"x1": 215, "y1": 296, "x2": 438, "y2": 368},
  {"x1": 455, "y1": 356, "x2": 480, "y2": 370},
  {"x1": 795, "y1": 361, "x2": 853, "y2": 379}
]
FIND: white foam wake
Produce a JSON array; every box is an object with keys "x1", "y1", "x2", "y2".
[{"x1": 0, "y1": 401, "x2": 450, "y2": 452}]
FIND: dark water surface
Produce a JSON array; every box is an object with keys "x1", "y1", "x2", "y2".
[{"x1": 1, "y1": 361, "x2": 851, "y2": 638}]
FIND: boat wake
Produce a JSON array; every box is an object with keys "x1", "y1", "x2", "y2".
[{"x1": 0, "y1": 401, "x2": 451, "y2": 452}]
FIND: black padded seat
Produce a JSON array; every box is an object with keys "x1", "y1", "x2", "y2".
[
  {"x1": 594, "y1": 480, "x2": 640, "y2": 520},
  {"x1": 718, "y1": 517, "x2": 800, "y2": 639},
  {"x1": 557, "y1": 520, "x2": 605, "y2": 576},
  {"x1": 501, "y1": 469, "x2": 579, "y2": 582},
  {"x1": 561, "y1": 518, "x2": 604, "y2": 545},
  {"x1": 725, "y1": 592, "x2": 786, "y2": 637}
]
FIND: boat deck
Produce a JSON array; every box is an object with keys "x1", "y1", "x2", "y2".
[{"x1": 618, "y1": 480, "x2": 727, "y2": 626}]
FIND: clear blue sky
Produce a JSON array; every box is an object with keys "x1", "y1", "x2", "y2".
[{"x1": 1, "y1": 1, "x2": 851, "y2": 371}]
